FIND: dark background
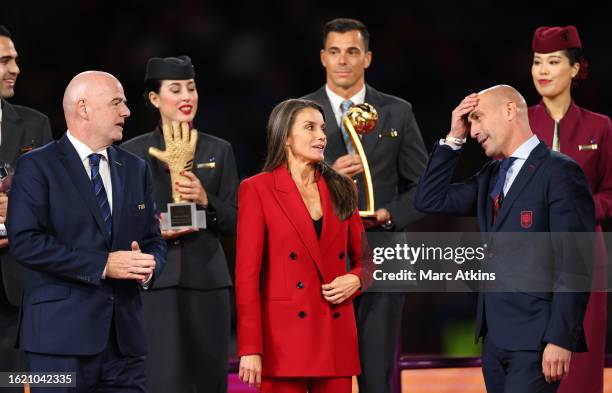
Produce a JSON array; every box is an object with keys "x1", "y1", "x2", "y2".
[{"x1": 3, "y1": 1, "x2": 611, "y2": 357}]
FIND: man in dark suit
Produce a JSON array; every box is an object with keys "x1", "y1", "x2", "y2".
[
  {"x1": 303, "y1": 18, "x2": 427, "y2": 393},
  {"x1": 415, "y1": 85, "x2": 594, "y2": 392},
  {"x1": 7, "y1": 71, "x2": 166, "y2": 392},
  {"x1": 0, "y1": 25, "x2": 53, "y2": 377}
]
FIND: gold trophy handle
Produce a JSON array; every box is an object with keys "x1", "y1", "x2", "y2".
[{"x1": 342, "y1": 116, "x2": 376, "y2": 218}]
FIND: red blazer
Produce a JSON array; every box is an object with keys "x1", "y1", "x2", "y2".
[
  {"x1": 529, "y1": 101, "x2": 612, "y2": 222},
  {"x1": 235, "y1": 166, "x2": 363, "y2": 377}
]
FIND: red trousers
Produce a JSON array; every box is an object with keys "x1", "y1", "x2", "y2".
[{"x1": 260, "y1": 376, "x2": 352, "y2": 393}]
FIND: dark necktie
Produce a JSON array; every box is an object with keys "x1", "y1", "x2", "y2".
[
  {"x1": 490, "y1": 157, "x2": 517, "y2": 223},
  {"x1": 340, "y1": 99, "x2": 356, "y2": 154},
  {"x1": 88, "y1": 153, "x2": 112, "y2": 237}
]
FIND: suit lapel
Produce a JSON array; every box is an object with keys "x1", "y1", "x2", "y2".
[
  {"x1": 559, "y1": 102, "x2": 581, "y2": 150},
  {"x1": 478, "y1": 163, "x2": 495, "y2": 231},
  {"x1": 361, "y1": 85, "x2": 384, "y2": 156},
  {"x1": 149, "y1": 128, "x2": 173, "y2": 199},
  {"x1": 57, "y1": 135, "x2": 110, "y2": 244},
  {"x1": 491, "y1": 142, "x2": 548, "y2": 230},
  {"x1": 0, "y1": 100, "x2": 26, "y2": 164},
  {"x1": 317, "y1": 174, "x2": 341, "y2": 246},
  {"x1": 108, "y1": 146, "x2": 125, "y2": 247},
  {"x1": 272, "y1": 167, "x2": 325, "y2": 278}
]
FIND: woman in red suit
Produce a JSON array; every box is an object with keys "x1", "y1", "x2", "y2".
[
  {"x1": 236, "y1": 98, "x2": 364, "y2": 392},
  {"x1": 529, "y1": 25, "x2": 612, "y2": 393}
]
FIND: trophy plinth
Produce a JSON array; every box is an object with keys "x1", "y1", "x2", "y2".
[
  {"x1": 342, "y1": 103, "x2": 378, "y2": 218},
  {"x1": 149, "y1": 121, "x2": 206, "y2": 232},
  {"x1": 161, "y1": 201, "x2": 206, "y2": 231}
]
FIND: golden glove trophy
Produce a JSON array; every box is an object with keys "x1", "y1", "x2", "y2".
[
  {"x1": 342, "y1": 103, "x2": 378, "y2": 218},
  {"x1": 149, "y1": 121, "x2": 206, "y2": 231}
]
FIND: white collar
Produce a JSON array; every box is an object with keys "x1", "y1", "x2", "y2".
[
  {"x1": 325, "y1": 84, "x2": 366, "y2": 112},
  {"x1": 509, "y1": 134, "x2": 540, "y2": 160},
  {"x1": 66, "y1": 130, "x2": 109, "y2": 162}
]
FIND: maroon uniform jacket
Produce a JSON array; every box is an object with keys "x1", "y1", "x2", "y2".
[
  {"x1": 530, "y1": 100, "x2": 611, "y2": 393},
  {"x1": 529, "y1": 101, "x2": 612, "y2": 224}
]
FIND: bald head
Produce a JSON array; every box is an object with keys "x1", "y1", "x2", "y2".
[
  {"x1": 467, "y1": 84, "x2": 533, "y2": 158},
  {"x1": 63, "y1": 70, "x2": 130, "y2": 151},
  {"x1": 63, "y1": 71, "x2": 117, "y2": 119},
  {"x1": 478, "y1": 85, "x2": 529, "y2": 124}
]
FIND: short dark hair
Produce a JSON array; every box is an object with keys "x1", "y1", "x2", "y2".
[
  {"x1": 565, "y1": 47, "x2": 589, "y2": 81},
  {"x1": 0, "y1": 25, "x2": 11, "y2": 38},
  {"x1": 323, "y1": 18, "x2": 370, "y2": 51}
]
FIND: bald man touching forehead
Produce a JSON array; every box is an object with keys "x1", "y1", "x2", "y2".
[
  {"x1": 7, "y1": 71, "x2": 166, "y2": 392},
  {"x1": 415, "y1": 86, "x2": 594, "y2": 392}
]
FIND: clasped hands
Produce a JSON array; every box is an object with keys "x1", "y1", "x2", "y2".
[
  {"x1": 322, "y1": 273, "x2": 361, "y2": 304},
  {"x1": 106, "y1": 241, "x2": 155, "y2": 284}
]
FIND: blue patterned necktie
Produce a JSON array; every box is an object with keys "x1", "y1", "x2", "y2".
[
  {"x1": 490, "y1": 157, "x2": 516, "y2": 222},
  {"x1": 340, "y1": 99, "x2": 356, "y2": 154},
  {"x1": 88, "y1": 153, "x2": 112, "y2": 237}
]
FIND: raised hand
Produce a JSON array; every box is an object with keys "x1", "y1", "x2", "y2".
[{"x1": 449, "y1": 93, "x2": 479, "y2": 140}]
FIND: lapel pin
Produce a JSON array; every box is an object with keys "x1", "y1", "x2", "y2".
[
  {"x1": 578, "y1": 143, "x2": 598, "y2": 151},
  {"x1": 378, "y1": 129, "x2": 398, "y2": 138}
]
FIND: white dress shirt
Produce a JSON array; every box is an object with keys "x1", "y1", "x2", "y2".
[
  {"x1": 502, "y1": 134, "x2": 540, "y2": 195},
  {"x1": 325, "y1": 84, "x2": 366, "y2": 127},
  {"x1": 441, "y1": 134, "x2": 540, "y2": 195},
  {"x1": 66, "y1": 130, "x2": 113, "y2": 212},
  {"x1": 66, "y1": 131, "x2": 151, "y2": 285}
]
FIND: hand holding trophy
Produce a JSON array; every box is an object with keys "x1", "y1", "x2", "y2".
[
  {"x1": 342, "y1": 103, "x2": 378, "y2": 218},
  {"x1": 149, "y1": 121, "x2": 206, "y2": 231}
]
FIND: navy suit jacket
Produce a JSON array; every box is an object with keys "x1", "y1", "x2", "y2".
[
  {"x1": 7, "y1": 134, "x2": 166, "y2": 356},
  {"x1": 415, "y1": 141, "x2": 594, "y2": 352}
]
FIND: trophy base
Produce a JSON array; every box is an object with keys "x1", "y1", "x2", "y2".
[{"x1": 161, "y1": 202, "x2": 206, "y2": 231}]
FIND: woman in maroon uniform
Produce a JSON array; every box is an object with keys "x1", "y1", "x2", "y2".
[{"x1": 529, "y1": 25, "x2": 612, "y2": 393}]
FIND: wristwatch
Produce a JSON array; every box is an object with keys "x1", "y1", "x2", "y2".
[{"x1": 381, "y1": 218, "x2": 394, "y2": 230}]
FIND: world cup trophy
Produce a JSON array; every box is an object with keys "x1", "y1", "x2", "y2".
[
  {"x1": 342, "y1": 103, "x2": 378, "y2": 218},
  {"x1": 149, "y1": 121, "x2": 206, "y2": 231}
]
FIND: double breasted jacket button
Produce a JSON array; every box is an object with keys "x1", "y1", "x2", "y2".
[
  {"x1": 289, "y1": 252, "x2": 297, "y2": 260},
  {"x1": 298, "y1": 311, "x2": 306, "y2": 319},
  {"x1": 339, "y1": 252, "x2": 346, "y2": 259},
  {"x1": 332, "y1": 311, "x2": 341, "y2": 319},
  {"x1": 296, "y1": 282, "x2": 304, "y2": 289}
]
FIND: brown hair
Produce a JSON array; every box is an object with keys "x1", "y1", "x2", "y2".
[{"x1": 263, "y1": 99, "x2": 357, "y2": 220}]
